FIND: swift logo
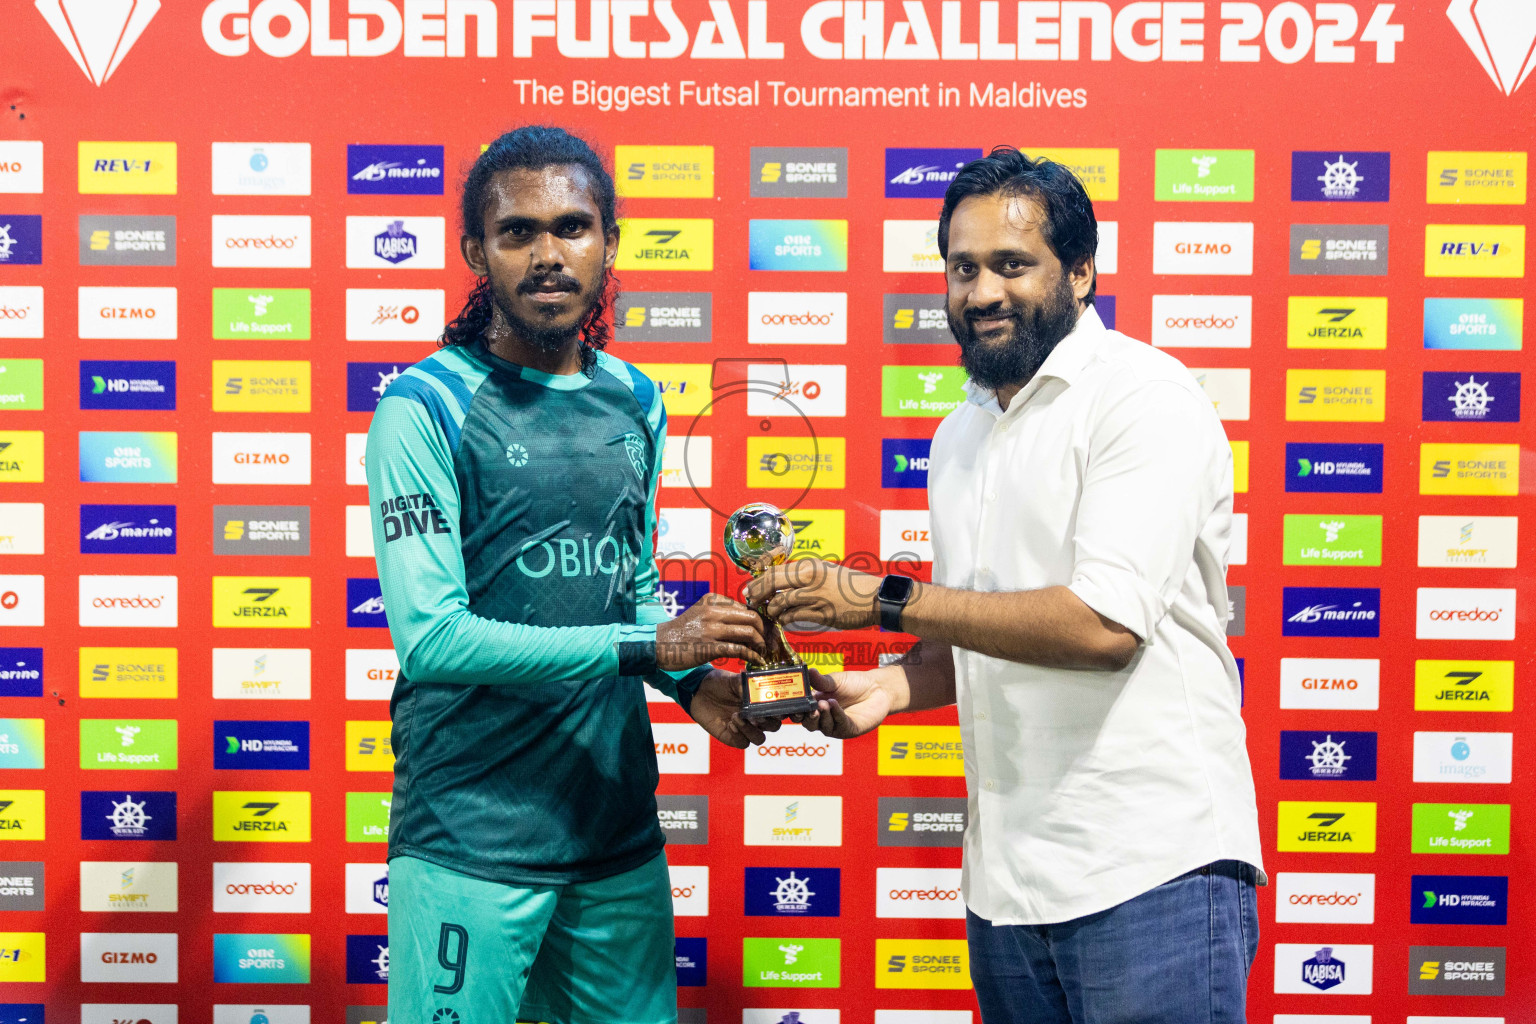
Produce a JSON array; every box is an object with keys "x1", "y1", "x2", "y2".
[
  {"x1": 1448, "y1": 0, "x2": 1536, "y2": 96},
  {"x1": 37, "y1": 0, "x2": 160, "y2": 86}
]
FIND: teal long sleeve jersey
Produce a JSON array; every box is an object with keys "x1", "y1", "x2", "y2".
[{"x1": 366, "y1": 339, "x2": 709, "y2": 885}]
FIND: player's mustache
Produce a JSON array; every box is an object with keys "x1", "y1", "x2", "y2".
[
  {"x1": 518, "y1": 273, "x2": 583, "y2": 295},
  {"x1": 963, "y1": 304, "x2": 1023, "y2": 325}
]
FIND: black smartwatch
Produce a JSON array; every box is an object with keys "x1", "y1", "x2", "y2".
[{"x1": 876, "y1": 574, "x2": 916, "y2": 632}]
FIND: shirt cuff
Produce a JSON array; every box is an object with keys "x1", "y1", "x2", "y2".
[
  {"x1": 1067, "y1": 560, "x2": 1167, "y2": 644},
  {"x1": 616, "y1": 626, "x2": 660, "y2": 675}
]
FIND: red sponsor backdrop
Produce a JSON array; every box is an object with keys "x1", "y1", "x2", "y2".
[{"x1": 2, "y1": 0, "x2": 1533, "y2": 1019}]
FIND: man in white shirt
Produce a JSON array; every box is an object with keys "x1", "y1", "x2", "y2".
[{"x1": 743, "y1": 148, "x2": 1265, "y2": 1023}]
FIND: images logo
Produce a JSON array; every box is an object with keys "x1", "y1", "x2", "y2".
[
  {"x1": 213, "y1": 934, "x2": 311, "y2": 984},
  {"x1": 882, "y1": 220, "x2": 943, "y2": 273},
  {"x1": 211, "y1": 142, "x2": 312, "y2": 196},
  {"x1": 1412, "y1": 731, "x2": 1513, "y2": 784},
  {"x1": 742, "y1": 937, "x2": 840, "y2": 988},
  {"x1": 0, "y1": 648, "x2": 43, "y2": 698},
  {"x1": 1282, "y1": 587, "x2": 1380, "y2": 638},
  {"x1": 1420, "y1": 442, "x2": 1520, "y2": 495},
  {"x1": 37, "y1": 0, "x2": 159, "y2": 85},
  {"x1": 878, "y1": 796, "x2": 966, "y2": 848},
  {"x1": 1413, "y1": 802, "x2": 1510, "y2": 854},
  {"x1": 1286, "y1": 296, "x2": 1388, "y2": 349},
  {"x1": 744, "y1": 867, "x2": 840, "y2": 917},
  {"x1": 749, "y1": 220, "x2": 848, "y2": 272},
  {"x1": 80, "y1": 505, "x2": 176, "y2": 555},
  {"x1": 616, "y1": 145, "x2": 713, "y2": 198},
  {"x1": 1154, "y1": 149, "x2": 1254, "y2": 201},
  {"x1": 1291, "y1": 151, "x2": 1391, "y2": 202},
  {"x1": 345, "y1": 288, "x2": 445, "y2": 342},
  {"x1": 1408, "y1": 945, "x2": 1504, "y2": 996},
  {"x1": 0, "y1": 217, "x2": 40, "y2": 266},
  {"x1": 345, "y1": 217, "x2": 445, "y2": 269},
  {"x1": 1282, "y1": 514, "x2": 1382, "y2": 566},
  {"x1": 876, "y1": 868, "x2": 963, "y2": 920},
  {"x1": 751, "y1": 147, "x2": 846, "y2": 198},
  {"x1": 212, "y1": 577, "x2": 311, "y2": 629},
  {"x1": 1415, "y1": 659, "x2": 1515, "y2": 712},
  {"x1": 1285, "y1": 442, "x2": 1383, "y2": 494},
  {"x1": 1151, "y1": 222, "x2": 1254, "y2": 275},
  {"x1": 882, "y1": 439, "x2": 930, "y2": 489},
  {"x1": 1274, "y1": 872, "x2": 1375, "y2": 924},
  {"x1": 78, "y1": 286, "x2": 177, "y2": 340},
  {"x1": 212, "y1": 791, "x2": 312, "y2": 843},
  {"x1": 78, "y1": 646, "x2": 176, "y2": 699},
  {"x1": 1279, "y1": 731, "x2": 1377, "y2": 781},
  {"x1": 614, "y1": 292, "x2": 712, "y2": 343},
  {"x1": 215, "y1": 721, "x2": 309, "y2": 771},
  {"x1": 1424, "y1": 297, "x2": 1523, "y2": 350},
  {"x1": 212, "y1": 288, "x2": 311, "y2": 340},
  {"x1": 1427, "y1": 149, "x2": 1527, "y2": 202},
  {"x1": 1446, "y1": 0, "x2": 1536, "y2": 96},
  {"x1": 77, "y1": 142, "x2": 176, "y2": 194},
  {"x1": 1150, "y1": 295, "x2": 1252, "y2": 348},
  {"x1": 1411, "y1": 875, "x2": 1507, "y2": 926},
  {"x1": 80, "y1": 719, "x2": 176, "y2": 770},
  {"x1": 616, "y1": 219, "x2": 713, "y2": 271},
  {"x1": 80, "y1": 360, "x2": 176, "y2": 411},
  {"x1": 347, "y1": 145, "x2": 444, "y2": 195},
  {"x1": 1290, "y1": 224, "x2": 1389, "y2": 275},
  {"x1": 1286, "y1": 369, "x2": 1385, "y2": 422},
  {"x1": 878, "y1": 725, "x2": 963, "y2": 777},
  {"x1": 1425, "y1": 224, "x2": 1526, "y2": 277},
  {"x1": 876, "y1": 939, "x2": 971, "y2": 990},
  {"x1": 885, "y1": 148, "x2": 981, "y2": 198}
]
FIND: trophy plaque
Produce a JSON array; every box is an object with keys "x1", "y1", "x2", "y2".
[{"x1": 724, "y1": 502, "x2": 820, "y2": 721}]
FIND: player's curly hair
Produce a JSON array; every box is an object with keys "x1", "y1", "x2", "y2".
[{"x1": 441, "y1": 125, "x2": 618, "y2": 376}]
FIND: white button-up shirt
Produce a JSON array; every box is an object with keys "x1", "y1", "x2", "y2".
[{"x1": 928, "y1": 305, "x2": 1264, "y2": 926}]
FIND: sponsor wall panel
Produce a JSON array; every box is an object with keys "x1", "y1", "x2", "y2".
[{"x1": 3, "y1": 4, "x2": 1533, "y2": 1021}]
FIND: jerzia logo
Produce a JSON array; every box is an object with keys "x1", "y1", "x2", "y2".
[
  {"x1": 1448, "y1": 0, "x2": 1536, "y2": 96},
  {"x1": 37, "y1": 0, "x2": 160, "y2": 85}
]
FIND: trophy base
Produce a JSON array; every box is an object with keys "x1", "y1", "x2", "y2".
[{"x1": 739, "y1": 664, "x2": 819, "y2": 721}]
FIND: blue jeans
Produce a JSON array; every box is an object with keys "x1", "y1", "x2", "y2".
[{"x1": 967, "y1": 860, "x2": 1259, "y2": 1024}]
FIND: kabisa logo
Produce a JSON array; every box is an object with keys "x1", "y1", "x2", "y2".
[
  {"x1": 347, "y1": 145, "x2": 444, "y2": 196},
  {"x1": 882, "y1": 439, "x2": 930, "y2": 489},
  {"x1": 1300, "y1": 947, "x2": 1346, "y2": 991},
  {"x1": 342, "y1": 863, "x2": 388, "y2": 914},
  {"x1": 345, "y1": 935, "x2": 389, "y2": 984},
  {"x1": 38, "y1": 0, "x2": 160, "y2": 85},
  {"x1": 1285, "y1": 442, "x2": 1383, "y2": 494},
  {"x1": 1280, "y1": 731, "x2": 1378, "y2": 781},
  {"x1": 882, "y1": 293, "x2": 949, "y2": 344},
  {"x1": 214, "y1": 721, "x2": 309, "y2": 771},
  {"x1": 373, "y1": 221, "x2": 416, "y2": 264},
  {"x1": 1422, "y1": 370, "x2": 1520, "y2": 422},
  {"x1": 885, "y1": 148, "x2": 982, "y2": 198},
  {"x1": 80, "y1": 505, "x2": 177, "y2": 555},
  {"x1": 1277, "y1": 801, "x2": 1377, "y2": 852},
  {"x1": 744, "y1": 867, "x2": 840, "y2": 917},
  {"x1": 347, "y1": 579, "x2": 388, "y2": 628},
  {"x1": 1423, "y1": 297, "x2": 1524, "y2": 350},
  {"x1": 1282, "y1": 587, "x2": 1380, "y2": 637},
  {"x1": 1290, "y1": 152, "x2": 1391, "y2": 202},
  {"x1": 80, "y1": 790, "x2": 176, "y2": 840},
  {"x1": 1411, "y1": 874, "x2": 1508, "y2": 925},
  {"x1": 614, "y1": 292, "x2": 712, "y2": 343},
  {"x1": 616, "y1": 219, "x2": 714, "y2": 271},
  {"x1": 1447, "y1": 0, "x2": 1536, "y2": 96},
  {"x1": 347, "y1": 363, "x2": 405, "y2": 411},
  {"x1": 1290, "y1": 224, "x2": 1390, "y2": 275},
  {"x1": 0, "y1": 217, "x2": 41, "y2": 265},
  {"x1": 80, "y1": 361, "x2": 176, "y2": 411},
  {"x1": 751, "y1": 147, "x2": 847, "y2": 198},
  {"x1": 0, "y1": 649, "x2": 42, "y2": 698}
]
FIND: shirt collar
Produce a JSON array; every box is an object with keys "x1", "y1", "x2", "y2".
[{"x1": 963, "y1": 304, "x2": 1107, "y2": 414}]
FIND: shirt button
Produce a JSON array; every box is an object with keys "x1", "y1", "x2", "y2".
[
  {"x1": 976, "y1": 711, "x2": 988, "y2": 721},
  {"x1": 985, "y1": 491, "x2": 998, "y2": 502},
  {"x1": 984, "y1": 780, "x2": 997, "y2": 792}
]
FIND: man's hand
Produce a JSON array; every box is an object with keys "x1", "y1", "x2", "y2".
[
  {"x1": 656, "y1": 593, "x2": 767, "y2": 671},
  {"x1": 740, "y1": 559, "x2": 885, "y2": 631},
  {"x1": 793, "y1": 670, "x2": 894, "y2": 739}
]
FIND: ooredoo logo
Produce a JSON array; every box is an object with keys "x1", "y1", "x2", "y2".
[
  {"x1": 1150, "y1": 295, "x2": 1252, "y2": 348},
  {"x1": 78, "y1": 576, "x2": 178, "y2": 628},
  {"x1": 1274, "y1": 872, "x2": 1376, "y2": 924},
  {"x1": 212, "y1": 862, "x2": 310, "y2": 913},
  {"x1": 668, "y1": 864, "x2": 708, "y2": 917},
  {"x1": 745, "y1": 726, "x2": 844, "y2": 776},
  {"x1": 212, "y1": 216, "x2": 312, "y2": 268},
  {"x1": 876, "y1": 868, "x2": 964, "y2": 919},
  {"x1": 747, "y1": 292, "x2": 847, "y2": 345},
  {"x1": 1416, "y1": 587, "x2": 1515, "y2": 640}
]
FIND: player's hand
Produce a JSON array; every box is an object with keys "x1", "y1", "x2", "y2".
[
  {"x1": 741, "y1": 558, "x2": 884, "y2": 631},
  {"x1": 791, "y1": 670, "x2": 893, "y2": 739},
  {"x1": 687, "y1": 670, "x2": 769, "y2": 748},
  {"x1": 656, "y1": 593, "x2": 767, "y2": 671}
]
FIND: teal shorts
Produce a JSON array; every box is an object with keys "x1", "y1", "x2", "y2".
[{"x1": 387, "y1": 852, "x2": 678, "y2": 1024}]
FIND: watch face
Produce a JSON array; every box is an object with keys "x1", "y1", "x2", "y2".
[{"x1": 880, "y1": 575, "x2": 915, "y2": 602}]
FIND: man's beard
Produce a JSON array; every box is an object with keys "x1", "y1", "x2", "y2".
[
  {"x1": 489, "y1": 267, "x2": 607, "y2": 354},
  {"x1": 948, "y1": 273, "x2": 1081, "y2": 391}
]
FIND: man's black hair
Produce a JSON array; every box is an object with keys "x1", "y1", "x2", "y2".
[
  {"x1": 937, "y1": 147, "x2": 1097, "y2": 304},
  {"x1": 441, "y1": 125, "x2": 618, "y2": 374}
]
